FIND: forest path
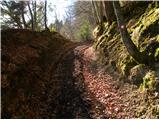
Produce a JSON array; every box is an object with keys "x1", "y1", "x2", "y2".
[
  {"x1": 2, "y1": 30, "x2": 158, "y2": 119},
  {"x1": 51, "y1": 43, "x2": 132, "y2": 118}
]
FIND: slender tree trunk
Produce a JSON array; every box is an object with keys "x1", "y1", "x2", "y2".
[
  {"x1": 27, "y1": 1, "x2": 34, "y2": 30},
  {"x1": 92, "y1": 1, "x2": 100, "y2": 24},
  {"x1": 44, "y1": 0, "x2": 48, "y2": 30},
  {"x1": 92, "y1": 1, "x2": 103, "y2": 34},
  {"x1": 33, "y1": 1, "x2": 37, "y2": 30},
  {"x1": 21, "y1": 9, "x2": 27, "y2": 28},
  {"x1": 91, "y1": 0, "x2": 99, "y2": 24},
  {"x1": 91, "y1": 0, "x2": 99, "y2": 23},
  {"x1": 112, "y1": 1, "x2": 152, "y2": 65},
  {"x1": 99, "y1": 1, "x2": 103, "y2": 24},
  {"x1": 21, "y1": 2, "x2": 27, "y2": 28},
  {"x1": 99, "y1": 1, "x2": 104, "y2": 33},
  {"x1": 103, "y1": 1, "x2": 116, "y2": 25}
]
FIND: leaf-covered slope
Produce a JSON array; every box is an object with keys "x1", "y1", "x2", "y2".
[{"x1": 1, "y1": 29, "x2": 78, "y2": 118}]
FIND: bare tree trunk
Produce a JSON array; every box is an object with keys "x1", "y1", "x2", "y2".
[
  {"x1": 99, "y1": 1, "x2": 104, "y2": 34},
  {"x1": 44, "y1": 0, "x2": 48, "y2": 30},
  {"x1": 112, "y1": 1, "x2": 152, "y2": 65},
  {"x1": 92, "y1": 0, "x2": 101, "y2": 24},
  {"x1": 103, "y1": 1, "x2": 116, "y2": 25},
  {"x1": 99, "y1": 1, "x2": 103, "y2": 24},
  {"x1": 91, "y1": 0, "x2": 98, "y2": 24},
  {"x1": 33, "y1": 1, "x2": 37, "y2": 30},
  {"x1": 27, "y1": 1, "x2": 34, "y2": 30},
  {"x1": 20, "y1": 1, "x2": 27, "y2": 29}
]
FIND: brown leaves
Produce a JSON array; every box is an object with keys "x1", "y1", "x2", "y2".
[
  {"x1": 1, "y1": 29, "x2": 73, "y2": 118},
  {"x1": 81, "y1": 66, "x2": 131, "y2": 118},
  {"x1": 7, "y1": 45, "x2": 39, "y2": 65},
  {"x1": 74, "y1": 45, "x2": 131, "y2": 118},
  {"x1": 1, "y1": 74, "x2": 10, "y2": 88}
]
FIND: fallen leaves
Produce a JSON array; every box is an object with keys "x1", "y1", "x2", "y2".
[
  {"x1": 74, "y1": 45, "x2": 131, "y2": 119},
  {"x1": 1, "y1": 29, "x2": 76, "y2": 118}
]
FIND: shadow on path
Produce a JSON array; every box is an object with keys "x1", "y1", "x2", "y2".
[{"x1": 52, "y1": 51, "x2": 91, "y2": 118}]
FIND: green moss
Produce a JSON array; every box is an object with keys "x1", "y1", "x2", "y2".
[
  {"x1": 94, "y1": 35, "x2": 106, "y2": 50},
  {"x1": 129, "y1": 3, "x2": 158, "y2": 50},
  {"x1": 151, "y1": 106, "x2": 159, "y2": 118},
  {"x1": 92, "y1": 25, "x2": 101, "y2": 39},
  {"x1": 93, "y1": 23, "x2": 107, "y2": 39},
  {"x1": 129, "y1": 64, "x2": 149, "y2": 85},
  {"x1": 131, "y1": 2, "x2": 158, "y2": 29},
  {"x1": 131, "y1": 25, "x2": 143, "y2": 47},
  {"x1": 154, "y1": 48, "x2": 159, "y2": 60},
  {"x1": 118, "y1": 54, "x2": 137, "y2": 76},
  {"x1": 93, "y1": 22, "x2": 117, "y2": 50},
  {"x1": 93, "y1": 2, "x2": 159, "y2": 82},
  {"x1": 92, "y1": 2, "x2": 159, "y2": 118},
  {"x1": 103, "y1": 22, "x2": 117, "y2": 36},
  {"x1": 140, "y1": 71, "x2": 158, "y2": 91}
]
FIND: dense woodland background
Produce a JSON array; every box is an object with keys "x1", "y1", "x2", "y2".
[
  {"x1": 1, "y1": 0, "x2": 95, "y2": 41},
  {"x1": 1, "y1": 0, "x2": 159, "y2": 119}
]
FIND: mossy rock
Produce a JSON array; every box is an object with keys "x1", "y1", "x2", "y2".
[
  {"x1": 93, "y1": 25, "x2": 103, "y2": 39},
  {"x1": 151, "y1": 105, "x2": 159, "y2": 118},
  {"x1": 140, "y1": 71, "x2": 159, "y2": 91},
  {"x1": 130, "y1": 3, "x2": 158, "y2": 47},
  {"x1": 103, "y1": 22, "x2": 117, "y2": 36},
  {"x1": 117, "y1": 54, "x2": 137, "y2": 76},
  {"x1": 94, "y1": 35, "x2": 107, "y2": 50},
  {"x1": 129, "y1": 64, "x2": 149, "y2": 85},
  {"x1": 154, "y1": 47, "x2": 159, "y2": 61},
  {"x1": 93, "y1": 22, "x2": 117, "y2": 50}
]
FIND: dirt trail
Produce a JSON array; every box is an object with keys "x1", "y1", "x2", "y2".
[
  {"x1": 49, "y1": 44, "x2": 91, "y2": 118},
  {"x1": 51, "y1": 44, "x2": 132, "y2": 118}
]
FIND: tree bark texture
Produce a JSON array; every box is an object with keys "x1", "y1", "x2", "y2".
[{"x1": 44, "y1": 0, "x2": 48, "y2": 30}]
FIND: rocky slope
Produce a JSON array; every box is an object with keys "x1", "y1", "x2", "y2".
[{"x1": 92, "y1": 1, "x2": 159, "y2": 118}]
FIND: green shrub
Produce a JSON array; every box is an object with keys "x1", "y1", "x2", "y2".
[{"x1": 75, "y1": 20, "x2": 91, "y2": 42}]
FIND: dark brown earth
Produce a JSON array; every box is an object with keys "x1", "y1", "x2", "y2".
[{"x1": 1, "y1": 30, "x2": 158, "y2": 119}]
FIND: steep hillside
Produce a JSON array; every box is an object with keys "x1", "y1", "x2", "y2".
[
  {"x1": 93, "y1": 1, "x2": 159, "y2": 118},
  {"x1": 1, "y1": 29, "x2": 80, "y2": 118}
]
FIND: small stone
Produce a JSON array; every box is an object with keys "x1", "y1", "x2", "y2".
[
  {"x1": 115, "y1": 107, "x2": 119, "y2": 112},
  {"x1": 154, "y1": 92, "x2": 158, "y2": 97}
]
